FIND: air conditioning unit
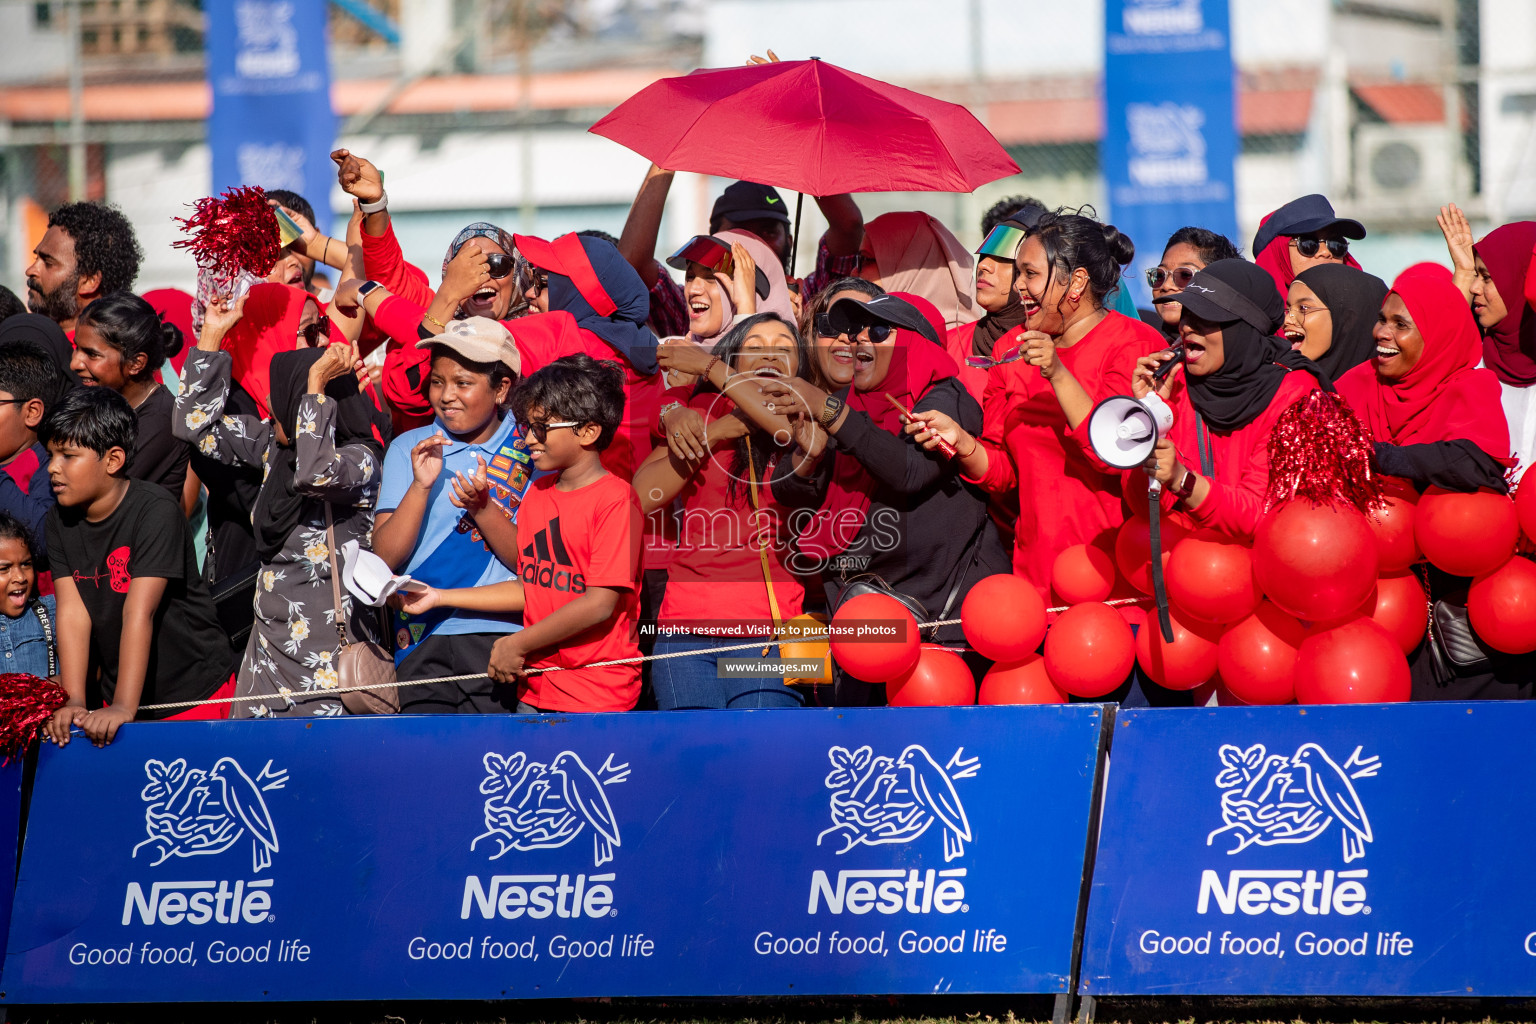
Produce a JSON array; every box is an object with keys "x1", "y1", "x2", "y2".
[{"x1": 1353, "y1": 123, "x2": 1463, "y2": 207}]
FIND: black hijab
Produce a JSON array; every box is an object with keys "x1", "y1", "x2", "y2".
[
  {"x1": 0, "y1": 313, "x2": 80, "y2": 385},
  {"x1": 252, "y1": 348, "x2": 386, "y2": 563},
  {"x1": 1176, "y1": 260, "x2": 1329, "y2": 433},
  {"x1": 1294, "y1": 264, "x2": 1388, "y2": 384}
]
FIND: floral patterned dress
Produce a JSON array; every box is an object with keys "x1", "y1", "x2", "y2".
[{"x1": 174, "y1": 350, "x2": 379, "y2": 718}]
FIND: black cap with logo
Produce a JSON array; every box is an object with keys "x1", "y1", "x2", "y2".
[{"x1": 710, "y1": 181, "x2": 792, "y2": 230}]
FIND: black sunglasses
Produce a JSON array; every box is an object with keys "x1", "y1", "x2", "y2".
[
  {"x1": 298, "y1": 319, "x2": 331, "y2": 346},
  {"x1": 1293, "y1": 236, "x2": 1349, "y2": 259},
  {"x1": 520, "y1": 419, "x2": 580, "y2": 443},
  {"x1": 485, "y1": 253, "x2": 514, "y2": 280},
  {"x1": 814, "y1": 312, "x2": 891, "y2": 342},
  {"x1": 1146, "y1": 266, "x2": 1198, "y2": 290}
]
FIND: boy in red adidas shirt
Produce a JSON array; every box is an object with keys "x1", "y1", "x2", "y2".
[
  {"x1": 501, "y1": 354, "x2": 640, "y2": 711},
  {"x1": 403, "y1": 354, "x2": 642, "y2": 712}
]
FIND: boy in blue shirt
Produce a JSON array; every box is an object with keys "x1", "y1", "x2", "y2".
[{"x1": 371, "y1": 317, "x2": 535, "y2": 712}]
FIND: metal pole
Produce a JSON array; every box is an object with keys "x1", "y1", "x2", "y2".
[
  {"x1": 517, "y1": 0, "x2": 536, "y2": 234},
  {"x1": 66, "y1": 0, "x2": 86, "y2": 202}
]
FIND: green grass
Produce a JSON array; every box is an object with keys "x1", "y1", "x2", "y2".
[{"x1": 8, "y1": 996, "x2": 1536, "y2": 1024}]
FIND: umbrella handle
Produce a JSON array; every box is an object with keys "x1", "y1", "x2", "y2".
[{"x1": 790, "y1": 192, "x2": 805, "y2": 279}]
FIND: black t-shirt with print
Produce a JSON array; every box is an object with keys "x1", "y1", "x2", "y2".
[
  {"x1": 45, "y1": 480, "x2": 231, "y2": 719},
  {"x1": 131, "y1": 385, "x2": 191, "y2": 500}
]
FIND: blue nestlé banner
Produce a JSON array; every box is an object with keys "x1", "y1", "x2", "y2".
[
  {"x1": 1080, "y1": 704, "x2": 1536, "y2": 996},
  {"x1": 3, "y1": 707, "x2": 1104, "y2": 1002},
  {"x1": 1102, "y1": 0, "x2": 1240, "y2": 306},
  {"x1": 206, "y1": 0, "x2": 337, "y2": 229}
]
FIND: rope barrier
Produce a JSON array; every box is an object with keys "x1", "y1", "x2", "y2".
[{"x1": 136, "y1": 597, "x2": 1152, "y2": 713}]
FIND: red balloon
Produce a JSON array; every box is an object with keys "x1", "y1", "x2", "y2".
[
  {"x1": 1051, "y1": 544, "x2": 1116, "y2": 605},
  {"x1": 829, "y1": 593, "x2": 920, "y2": 682},
  {"x1": 1043, "y1": 602, "x2": 1135, "y2": 698},
  {"x1": 1517, "y1": 478, "x2": 1536, "y2": 546},
  {"x1": 1217, "y1": 600, "x2": 1307, "y2": 705},
  {"x1": 1166, "y1": 530, "x2": 1260, "y2": 623},
  {"x1": 888, "y1": 645, "x2": 976, "y2": 706},
  {"x1": 1253, "y1": 501, "x2": 1378, "y2": 621},
  {"x1": 1135, "y1": 607, "x2": 1222, "y2": 690},
  {"x1": 1415, "y1": 487, "x2": 1518, "y2": 578},
  {"x1": 1294, "y1": 617, "x2": 1411, "y2": 704},
  {"x1": 1371, "y1": 572, "x2": 1428, "y2": 654},
  {"x1": 961, "y1": 574, "x2": 1047, "y2": 662},
  {"x1": 1115, "y1": 515, "x2": 1190, "y2": 596},
  {"x1": 978, "y1": 655, "x2": 1067, "y2": 705},
  {"x1": 1467, "y1": 556, "x2": 1536, "y2": 654},
  {"x1": 1368, "y1": 493, "x2": 1420, "y2": 573}
]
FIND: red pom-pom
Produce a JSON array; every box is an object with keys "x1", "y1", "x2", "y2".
[
  {"x1": 1265, "y1": 391, "x2": 1385, "y2": 516},
  {"x1": 173, "y1": 186, "x2": 281, "y2": 280},
  {"x1": 0, "y1": 673, "x2": 68, "y2": 764}
]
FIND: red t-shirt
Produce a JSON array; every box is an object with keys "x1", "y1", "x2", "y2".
[
  {"x1": 1121, "y1": 370, "x2": 1321, "y2": 542},
  {"x1": 657, "y1": 393, "x2": 804, "y2": 631},
  {"x1": 963, "y1": 311, "x2": 1165, "y2": 595},
  {"x1": 516, "y1": 473, "x2": 643, "y2": 712}
]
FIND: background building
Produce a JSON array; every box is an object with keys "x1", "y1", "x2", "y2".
[{"x1": 1, "y1": 0, "x2": 1531, "y2": 300}]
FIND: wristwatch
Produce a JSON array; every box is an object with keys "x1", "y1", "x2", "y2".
[
  {"x1": 358, "y1": 190, "x2": 388, "y2": 215},
  {"x1": 357, "y1": 280, "x2": 384, "y2": 301},
  {"x1": 817, "y1": 394, "x2": 845, "y2": 428},
  {"x1": 1173, "y1": 468, "x2": 1198, "y2": 503}
]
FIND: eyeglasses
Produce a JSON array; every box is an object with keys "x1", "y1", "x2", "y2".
[
  {"x1": 1146, "y1": 266, "x2": 1198, "y2": 290},
  {"x1": 976, "y1": 223, "x2": 1028, "y2": 261},
  {"x1": 485, "y1": 253, "x2": 514, "y2": 280},
  {"x1": 298, "y1": 319, "x2": 331, "y2": 346},
  {"x1": 965, "y1": 349, "x2": 1028, "y2": 370},
  {"x1": 1292, "y1": 236, "x2": 1350, "y2": 260},
  {"x1": 521, "y1": 420, "x2": 580, "y2": 443},
  {"x1": 814, "y1": 312, "x2": 891, "y2": 342}
]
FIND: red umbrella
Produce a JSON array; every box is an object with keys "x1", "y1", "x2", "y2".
[{"x1": 589, "y1": 58, "x2": 1019, "y2": 196}]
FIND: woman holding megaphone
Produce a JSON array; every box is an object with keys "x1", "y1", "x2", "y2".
[
  {"x1": 905, "y1": 209, "x2": 1164, "y2": 596},
  {"x1": 1126, "y1": 259, "x2": 1327, "y2": 540}
]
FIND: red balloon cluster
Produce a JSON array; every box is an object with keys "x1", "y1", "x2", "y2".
[{"x1": 838, "y1": 479, "x2": 1536, "y2": 708}]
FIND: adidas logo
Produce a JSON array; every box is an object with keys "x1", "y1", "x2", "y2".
[{"x1": 520, "y1": 516, "x2": 587, "y2": 593}]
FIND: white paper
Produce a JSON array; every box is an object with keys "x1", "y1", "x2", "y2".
[{"x1": 340, "y1": 539, "x2": 427, "y2": 608}]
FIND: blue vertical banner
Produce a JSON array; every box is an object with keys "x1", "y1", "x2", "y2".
[
  {"x1": 206, "y1": 1, "x2": 337, "y2": 230},
  {"x1": 1102, "y1": 0, "x2": 1240, "y2": 307}
]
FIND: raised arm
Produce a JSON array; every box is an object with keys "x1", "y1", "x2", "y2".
[
  {"x1": 294, "y1": 344, "x2": 383, "y2": 504},
  {"x1": 173, "y1": 295, "x2": 273, "y2": 467},
  {"x1": 618, "y1": 163, "x2": 675, "y2": 289}
]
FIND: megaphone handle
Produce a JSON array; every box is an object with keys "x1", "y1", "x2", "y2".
[{"x1": 1146, "y1": 477, "x2": 1176, "y2": 645}]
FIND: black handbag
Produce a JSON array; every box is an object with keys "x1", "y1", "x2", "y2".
[
  {"x1": 1429, "y1": 590, "x2": 1493, "y2": 672},
  {"x1": 209, "y1": 563, "x2": 260, "y2": 652}
]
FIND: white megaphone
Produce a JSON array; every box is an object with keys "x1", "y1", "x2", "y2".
[{"x1": 1087, "y1": 393, "x2": 1175, "y2": 470}]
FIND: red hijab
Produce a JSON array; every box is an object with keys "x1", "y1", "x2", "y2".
[
  {"x1": 1473, "y1": 221, "x2": 1536, "y2": 387},
  {"x1": 799, "y1": 293, "x2": 961, "y2": 560},
  {"x1": 223, "y1": 283, "x2": 309, "y2": 419},
  {"x1": 1253, "y1": 209, "x2": 1364, "y2": 301},
  {"x1": 1335, "y1": 263, "x2": 1509, "y2": 461},
  {"x1": 142, "y1": 288, "x2": 195, "y2": 375}
]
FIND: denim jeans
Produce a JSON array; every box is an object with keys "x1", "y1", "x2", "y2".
[{"x1": 652, "y1": 634, "x2": 806, "y2": 710}]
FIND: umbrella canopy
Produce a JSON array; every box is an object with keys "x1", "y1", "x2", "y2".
[{"x1": 590, "y1": 58, "x2": 1020, "y2": 196}]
